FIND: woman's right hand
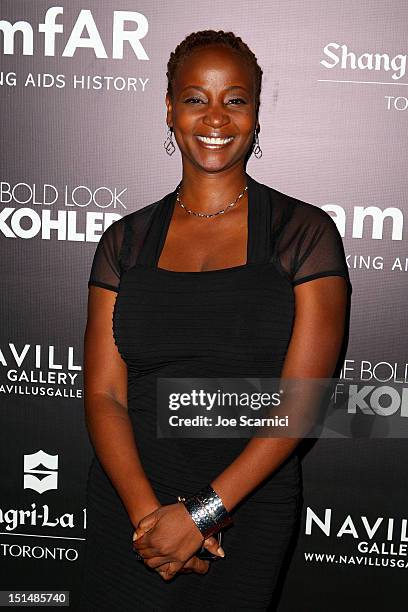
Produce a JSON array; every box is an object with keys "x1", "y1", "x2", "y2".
[
  {"x1": 177, "y1": 534, "x2": 225, "y2": 574},
  {"x1": 132, "y1": 506, "x2": 225, "y2": 578},
  {"x1": 177, "y1": 555, "x2": 210, "y2": 575},
  {"x1": 133, "y1": 522, "x2": 224, "y2": 578}
]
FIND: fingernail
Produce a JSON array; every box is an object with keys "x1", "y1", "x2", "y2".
[
  {"x1": 133, "y1": 532, "x2": 139, "y2": 541},
  {"x1": 217, "y1": 546, "x2": 225, "y2": 557}
]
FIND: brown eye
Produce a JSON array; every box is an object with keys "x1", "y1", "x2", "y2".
[
  {"x1": 227, "y1": 98, "x2": 247, "y2": 105},
  {"x1": 184, "y1": 97, "x2": 205, "y2": 104}
]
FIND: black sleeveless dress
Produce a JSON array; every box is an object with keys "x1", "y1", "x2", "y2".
[{"x1": 80, "y1": 173, "x2": 351, "y2": 611}]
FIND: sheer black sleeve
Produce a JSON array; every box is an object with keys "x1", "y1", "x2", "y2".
[
  {"x1": 88, "y1": 218, "x2": 125, "y2": 293},
  {"x1": 275, "y1": 200, "x2": 352, "y2": 292}
]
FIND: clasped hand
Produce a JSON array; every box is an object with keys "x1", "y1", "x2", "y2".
[{"x1": 132, "y1": 503, "x2": 224, "y2": 580}]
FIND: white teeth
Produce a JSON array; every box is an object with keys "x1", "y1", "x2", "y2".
[{"x1": 197, "y1": 136, "x2": 234, "y2": 145}]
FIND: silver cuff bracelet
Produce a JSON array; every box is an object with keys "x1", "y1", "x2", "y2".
[{"x1": 180, "y1": 484, "x2": 233, "y2": 539}]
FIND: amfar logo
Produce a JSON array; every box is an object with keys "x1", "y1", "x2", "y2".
[
  {"x1": 322, "y1": 204, "x2": 404, "y2": 241},
  {"x1": 23, "y1": 450, "x2": 58, "y2": 494},
  {"x1": 0, "y1": 7, "x2": 149, "y2": 59}
]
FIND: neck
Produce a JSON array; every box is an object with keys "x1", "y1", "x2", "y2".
[{"x1": 178, "y1": 162, "x2": 248, "y2": 213}]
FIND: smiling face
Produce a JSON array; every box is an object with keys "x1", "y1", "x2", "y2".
[{"x1": 166, "y1": 44, "x2": 259, "y2": 174}]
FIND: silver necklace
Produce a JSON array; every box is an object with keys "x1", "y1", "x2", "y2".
[{"x1": 176, "y1": 184, "x2": 248, "y2": 218}]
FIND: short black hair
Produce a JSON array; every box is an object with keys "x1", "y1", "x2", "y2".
[{"x1": 166, "y1": 30, "x2": 263, "y2": 119}]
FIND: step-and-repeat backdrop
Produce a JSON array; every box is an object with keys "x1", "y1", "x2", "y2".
[{"x1": 1, "y1": 1, "x2": 407, "y2": 610}]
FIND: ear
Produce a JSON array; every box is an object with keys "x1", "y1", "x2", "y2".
[{"x1": 165, "y1": 93, "x2": 173, "y2": 129}]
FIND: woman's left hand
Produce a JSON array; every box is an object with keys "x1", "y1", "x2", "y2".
[{"x1": 132, "y1": 503, "x2": 210, "y2": 578}]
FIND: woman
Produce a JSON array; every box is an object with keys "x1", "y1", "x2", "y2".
[{"x1": 80, "y1": 30, "x2": 351, "y2": 611}]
